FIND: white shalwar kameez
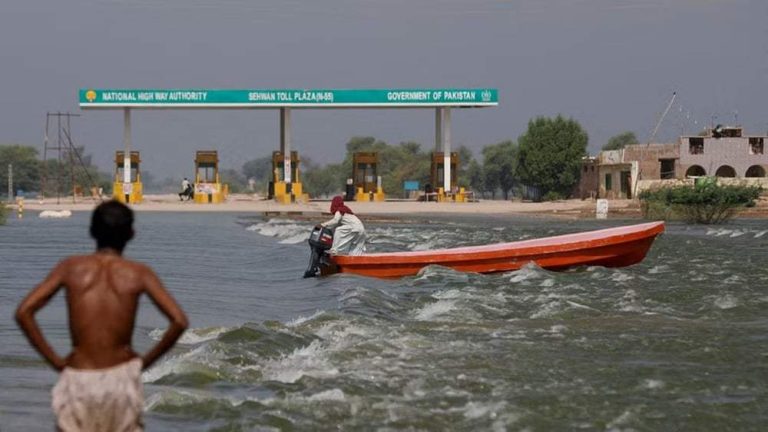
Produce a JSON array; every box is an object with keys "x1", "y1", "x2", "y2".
[{"x1": 321, "y1": 211, "x2": 367, "y2": 255}]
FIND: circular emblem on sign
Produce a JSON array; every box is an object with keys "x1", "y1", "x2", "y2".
[
  {"x1": 85, "y1": 89, "x2": 97, "y2": 102},
  {"x1": 481, "y1": 90, "x2": 492, "y2": 102}
]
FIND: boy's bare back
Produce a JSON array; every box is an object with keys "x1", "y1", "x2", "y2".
[
  {"x1": 64, "y1": 253, "x2": 185, "y2": 369},
  {"x1": 16, "y1": 251, "x2": 187, "y2": 371},
  {"x1": 60, "y1": 253, "x2": 143, "y2": 369}
]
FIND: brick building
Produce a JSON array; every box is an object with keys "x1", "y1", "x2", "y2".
[{"x1": 578, "y1": 126, "x2": 767, "y2": 199}]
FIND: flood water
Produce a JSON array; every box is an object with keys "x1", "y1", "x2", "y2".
[{"x1": 1, "y1": 211, "x2": 767, "y2": 431}]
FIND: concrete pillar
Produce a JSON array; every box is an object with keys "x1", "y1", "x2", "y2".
[
  {"x1": 435, "y1": 108, "x2": 442, "y2": 152},
  {"x1": 123, "y1": 108, "x2": 131, "y2": 184},
  {"x1": 7, "y1": 163, "x2": 12, "y2": 200},
  {"x1": 443, "y1": 108, "x2": 452, "y2": 193},
  {"x1": 280, "y1": 108, "x2": 292, "y2": 183}
]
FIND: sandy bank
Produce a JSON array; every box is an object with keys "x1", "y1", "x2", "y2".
[
  {"x1": 13, "y1": 193, "x2": 640, "y2": 219},
  {"x1": 11, "y1": 194, "x2": 768, "y2": 219}
]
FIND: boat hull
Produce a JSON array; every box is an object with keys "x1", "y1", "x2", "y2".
[{"x1": 326, "y1": 222, "x2": 665, "y2": 279}]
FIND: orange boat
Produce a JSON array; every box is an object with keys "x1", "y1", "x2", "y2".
[{"x1": 316, "y1": 221, "x2": 664, "y2": 279}]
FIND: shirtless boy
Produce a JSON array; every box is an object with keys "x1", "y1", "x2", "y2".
[{"x1": 16, "y1": 200, "x2": 188, "y2": 431}]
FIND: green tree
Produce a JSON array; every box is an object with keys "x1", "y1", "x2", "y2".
[
  {"x1": 484, "y1": 168, "x2": 501, "y2": 199},
  {"x1": 240, "y1": 155, "x2": 273, "y2": 195},
  {"x1": 220, "y1": 168, "x2": 247, "y2": 193},
  {"x1": 482, "y1": 141, "x2": 518, "y2": 200},
  {"x1": 345, "y1": 136, "x2": 388, "y2": 155},
  {"x1": 466, "y1": 159, "x2": 485, "y2": 198},
  {"x1": 456, "y1": 145, "x2": 474, "y2": 188},
  {"x1": 602, "y1": 131, "x2": 639, "y2": 151},
  {"x1": 518, "y1": 115, "x2": 588, "y2": 199},
  {"x1": 304, "y1": 163, "x2": 344, "y2": 198},
  {"x1": 0, "y1": 145, "x2": 40, "y2": 196},
  {"x1": 242, "y1": 156, "x2": 273, "y2": 183}
]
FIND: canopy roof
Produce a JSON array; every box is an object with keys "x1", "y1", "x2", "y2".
[{"x1": 79, "y1": 88, "x2": 498, "y2": 109}]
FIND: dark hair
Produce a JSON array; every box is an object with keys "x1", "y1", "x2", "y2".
[{"x1": 90, "y1": 200, "x2": 134, "y2": 251}]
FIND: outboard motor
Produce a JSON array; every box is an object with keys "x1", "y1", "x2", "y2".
[{"x1": 303, "y1": 225, "x2": 334, "y2": 278}]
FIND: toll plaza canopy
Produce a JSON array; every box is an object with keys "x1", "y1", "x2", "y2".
[
  {"x1": 79, "y1": 88, "x2": 498, "y2": 108},
  {"x1": 78, "y1": 88, "x2": 498, "y2": 195}
]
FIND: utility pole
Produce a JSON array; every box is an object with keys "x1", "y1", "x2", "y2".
[
  {"x1": 41, "y1": 114, "x2": 49, "y2": 202},
  {"x1": 7, "y1": 163, "x2": 12, "y2": 200},
  {"x1": 67, "y1": 114, "x2": 75, "y2": 203}
]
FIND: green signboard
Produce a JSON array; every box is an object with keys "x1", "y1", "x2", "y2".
[{"x1": 79, "y1": 88, "x2": 498, "y2": 108}]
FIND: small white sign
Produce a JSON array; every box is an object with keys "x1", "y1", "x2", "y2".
[
  {"x1": 284, "y1": 160, "x2": 292, "y2": 183},
  {"x1": 196, "y1": 183, "x2": 214, "y2": 194},
  {"x1": 596, "y1": 199, "x2": 609, "y2": 219}
]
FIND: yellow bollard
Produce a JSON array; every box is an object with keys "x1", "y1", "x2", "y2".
[
  {"x1": 355, "y1": 186, "x2": 368, "y2": 202},
  {"x1": 17, "y1": 197, "x2": 23, "y2": 219},
  {"x1": 456, "y1": 187, "x2": 466, "y2": 203}
]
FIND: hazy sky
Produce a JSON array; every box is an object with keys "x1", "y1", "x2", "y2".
[{"x1": 1, "y1": 0, "x2": 766, "y2": 179}]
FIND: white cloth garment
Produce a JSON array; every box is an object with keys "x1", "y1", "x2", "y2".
[
  {"x1": 52, "y1": 358, "x2": 144, "y2": 432},
  {"x1": 322, "y1": 211, "x2": 367, "y2": 255}
]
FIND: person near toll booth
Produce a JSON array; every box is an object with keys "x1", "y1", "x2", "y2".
[
  {"x1": 178, "y1": 177, "x2": 193, "y2": 201},
  {"x1": 320, "y1": 196, "x2": 366, "y2": 255}
]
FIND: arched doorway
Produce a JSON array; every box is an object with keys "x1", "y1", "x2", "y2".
[
  {"x1": 685, "y1": 165, "x2": 706, "y2": 177},
  {"x1": 745, "y1": 165, "x2": 766, "y2": 178},
  {"x1": 715, "y1": 165, "x2": 736, "y2": 177}
]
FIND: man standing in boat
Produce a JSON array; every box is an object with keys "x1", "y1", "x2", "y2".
[
  {"x1": 320, "y1": 196, "x2": 367, "y2": 255},
  {"x1": 15, "y1": 200, "x2": 188, "y2": 431}
]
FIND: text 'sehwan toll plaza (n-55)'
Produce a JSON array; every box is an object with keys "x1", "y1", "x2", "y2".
[{"x1": 79, "y1": 88, "x2": 498, "y2": 203}]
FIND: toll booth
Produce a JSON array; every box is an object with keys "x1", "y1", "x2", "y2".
[
  {"x1": 430, "y1": 152, "x2": 468, "y2": 202},
  {"x1": 352, "y1": 152, "x2": 385, "y2": 202},
  {"x1": 269, "y1": 150, "x2": 307, "y2": 203},
  {"x1": 194, "y1": 150, "x2": 228, "y2": 204},
  {"x1": 113, "y1": 151, "x2": 143, "y2": 204}
]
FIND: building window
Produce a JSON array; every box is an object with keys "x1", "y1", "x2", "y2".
[
  {"x1": 686, "y1": 165, "x2": 706, "y2": 177},
  {"x1": 583, "y1": 165, "x2": 588, "y2": 173},
  {"x1": 605, "y1": 173, "x2": 612, "y2": 191},
  {"x1": 715, "y1": 165, "x2": 736, "y2": 178},
  {"x1": 745, "y1": 165, "x2": 766, "y2": 178},
  {"x1": 689, "y1": 137, "x2": 704, "y2": 155},
  {"x1": 750, "y1": 138, "x2": 764, "y2": 155},
  {"x1": 659, "y1": 159, "x2": 676, "y2": 179}
]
